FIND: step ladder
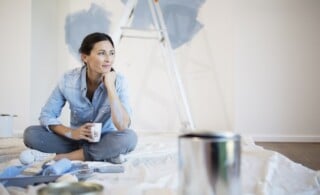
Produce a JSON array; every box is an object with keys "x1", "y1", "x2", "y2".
[{"x1": 112, "y1": 0, "x2": 195, "y2": 130}]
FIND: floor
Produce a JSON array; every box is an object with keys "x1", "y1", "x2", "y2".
[
  {"x1": 0, "y1": 138, "x2": 319, "y2": 171},
  {"x1": 256, "y1": 142, "x2": 320, "y2": 171},
  {"x1": 0, "y1": 137, "x2": 26, "y2": 170}
]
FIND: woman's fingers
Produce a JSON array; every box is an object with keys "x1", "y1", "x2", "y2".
[
  {"x1": 78, "y1": 123, "x2": 94, "y2": 141},
  {"x1": 80, "y1": 127, "x2": 93, "y2": 140},
  {"x1": 80, "y1": 130, "x2": 91, "y2": 137},
  {"x1": 84, "y1": 123, "x2": 94, "y2": 129}
]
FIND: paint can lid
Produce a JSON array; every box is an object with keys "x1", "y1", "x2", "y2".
[{"x1": 37, "y1": 182, "x2": 103, "y2": 195}]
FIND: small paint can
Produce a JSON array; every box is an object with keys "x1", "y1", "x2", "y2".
[{"x1": 0, "y1": 114, "x2": 17, "y2": 137}]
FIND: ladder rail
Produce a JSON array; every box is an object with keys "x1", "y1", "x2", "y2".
[
  {"x1": 147, "y1": 0, "x2": 162, "y2": 39},
  {"x1": 151, "y1": 0, "x2": 195, "y2": 130},
  {"x1": 113, "y1": 0, "x2": 138, "y2": 46}
]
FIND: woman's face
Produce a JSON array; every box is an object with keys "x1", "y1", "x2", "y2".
[{"x1": 82, "y1": 40, "x2": 115, "y2": 75}]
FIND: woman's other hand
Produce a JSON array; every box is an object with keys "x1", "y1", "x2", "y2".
[{"x1": 73, "y1": 123, "x2": 93, "y2": 141}]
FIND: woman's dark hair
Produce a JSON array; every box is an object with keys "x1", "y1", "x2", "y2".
[{"x1": 79, "y1": 32, "x2": 114, "y2": 55}]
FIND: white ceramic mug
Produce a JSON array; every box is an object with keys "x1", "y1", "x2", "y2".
[{"x1": 89, "y1": 123, "x2": 102, "y2": 142}]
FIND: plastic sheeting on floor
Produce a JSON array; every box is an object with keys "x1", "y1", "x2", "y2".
[{"x1": 0, "y1": 132, "x2": 319, "y2": 195}]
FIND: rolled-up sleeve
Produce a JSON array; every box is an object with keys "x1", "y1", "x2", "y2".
[
  {"x1": 116, "y1": 75, "x2": 132, "y2": 126},
  {"x1": 39, "y1": 79, "x2": 66, "y2": 131}
]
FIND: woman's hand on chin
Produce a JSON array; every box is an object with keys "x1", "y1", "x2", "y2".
[{"x1": 103, "y1": 71, "x2": 116, "y2": 89}]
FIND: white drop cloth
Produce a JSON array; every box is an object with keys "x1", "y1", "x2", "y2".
[{"x1": 0, "y1": 132, "x2": 319, "y2": 195}]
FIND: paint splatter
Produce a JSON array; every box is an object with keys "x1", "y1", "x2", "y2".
[
  {"x1": 65, "y1": 3, "x2": 112, "y2": 58},
  {"x1": 121, "y1": 0, "x2": 205, "y2": 49}
]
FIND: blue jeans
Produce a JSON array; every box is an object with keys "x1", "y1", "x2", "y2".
[{"x1": 23, "y1": 125, "x2": 138, "y2": 161}]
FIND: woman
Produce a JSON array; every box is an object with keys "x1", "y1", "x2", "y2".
[{"x1": 21, "y1": 32, "x2": 137, "y2": 164}]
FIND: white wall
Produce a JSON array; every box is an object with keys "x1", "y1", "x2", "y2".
[
  {"x1": 31, "y1": 0, "x2": 59, "y2": 125},
  {"x1": 235, "y1": 0, "x2": 320, "y2": 141},
  {"x1": 1, "y1": 0, "x2": 319, "y2": 141},
  {"x1": 0, "y1": 0, "x2": 31, "y2": 135}
]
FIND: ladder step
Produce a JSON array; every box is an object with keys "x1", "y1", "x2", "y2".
[{"x1": 120, "y1": 27, "x2": 164, "y2": 40}]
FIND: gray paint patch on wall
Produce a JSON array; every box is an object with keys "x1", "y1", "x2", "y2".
[
  {"x1": 121, "y1": 0, "x2": 205, "y2": 49},
  {"x1": 65, "y1": 0, "x2": 205, "y2": 58},
  {"x1": 65, "y1": 3, "x2": 111, "y2": 58}
]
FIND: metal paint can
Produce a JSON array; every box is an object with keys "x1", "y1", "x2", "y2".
[
  {"x1": 0, "y1": 114, "x2": 17, "y2": 137},
  {"x1": 178, "y1": 131, "x2": 241, "y2": 195},
  {"x1": 37, "y1": 182, "x2": 103, "y2": 195}
]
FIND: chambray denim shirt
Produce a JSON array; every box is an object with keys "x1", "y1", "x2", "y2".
[{"x1": 39, "y1": 65, "x2": 132, "y2": 133}]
